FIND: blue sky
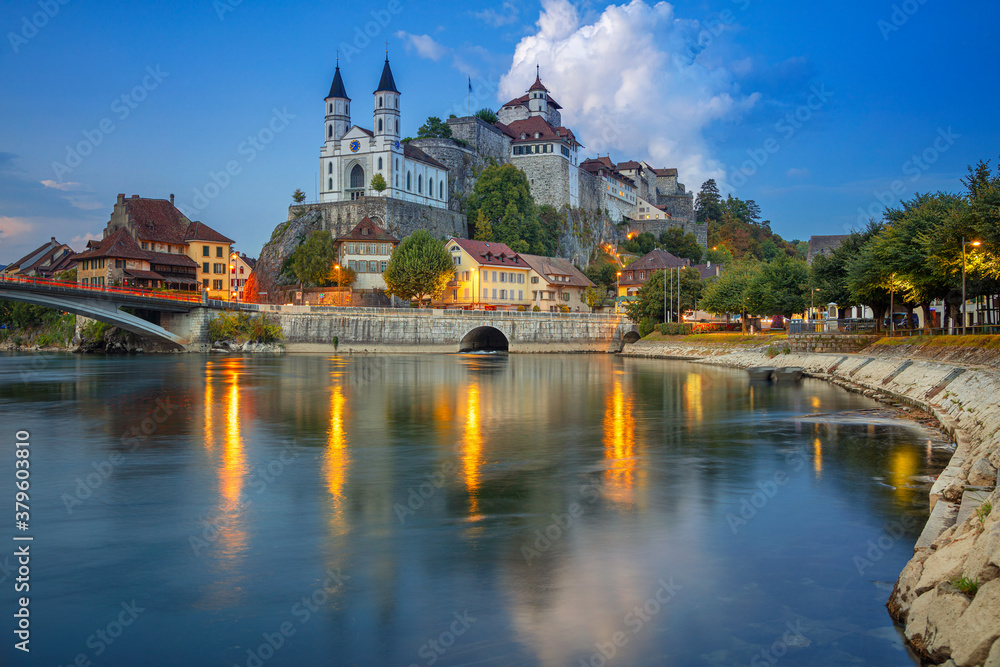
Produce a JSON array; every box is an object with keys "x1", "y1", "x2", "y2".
[{"x1": 1, "y1": 0, "x2": 997, "y2": 264}]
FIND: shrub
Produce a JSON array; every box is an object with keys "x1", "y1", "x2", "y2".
[
  {"x1": 81, "y1": 320, "x2": 112, "y2": 342},
  {"x1": 208, "y1": 311, "x2": 283, "y2": 344},
  {"x1": 532, "y1": 305, "x2": 541, "y2": 312},
  {"x1": 516, "y1": 305, "x2": 525, "y2": 312},
  {"x1": 951, "y1": 575, "x2": 979, "y2": 596},
  {"x1": 766, "y1": 345, "x2": 780, "y2": 358},
  {"x1": 638, "y1": 318, "x2": 655, "y2": 337},
  {"x1": 659, "y1": 322, "x2": 693, "y2": 336}
]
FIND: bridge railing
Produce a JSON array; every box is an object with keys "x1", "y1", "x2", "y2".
[{"x1": 0, "y1": 273, "x2": 202, "y2": 303}]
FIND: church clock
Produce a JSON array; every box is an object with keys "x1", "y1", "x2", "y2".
[{"x1": 350, "y1": 140, "x2": 360, "y2": 153}]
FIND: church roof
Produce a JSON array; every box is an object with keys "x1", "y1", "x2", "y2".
[
  {"x1": 403, "y1": 143, "x2": 447, "y2": 170},
  {"x1": 336, "y1": 216, "x2": 399, "y2": 243},
  {"x1": 327, "y1": 65, "x2": 349, "y2": 99},
  {"x1": 375, "y1": 59, "x2": 399, "y2": 93}
]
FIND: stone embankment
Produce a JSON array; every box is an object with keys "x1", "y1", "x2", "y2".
[{"x1": 622, "y1": 338, "x2": 1000, "y2": 666}]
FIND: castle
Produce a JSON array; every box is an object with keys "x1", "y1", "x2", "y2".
[{"x1": 294, "y1": 57, "x2": 705, "y2": 266}]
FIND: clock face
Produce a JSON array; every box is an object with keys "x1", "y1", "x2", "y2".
[
  {"x1": 394, "y1": 140, "x2": 400, "y2": 149},
  {"x1": 350, "y1": 140, "x2": 360, "y2": 153}
]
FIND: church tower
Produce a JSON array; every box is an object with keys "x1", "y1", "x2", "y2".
[
  {"x1": 373, "y1": 57, "x2": 400, "y2": 139},
  {"x1": 527, "y1": 66, "x2": 548, "y2": 118},
  {"x1": 325, "y1": 61, "x2": 350, "y2": 143}
]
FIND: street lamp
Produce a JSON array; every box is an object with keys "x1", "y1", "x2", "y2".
[
  {"x1": 962, "y1": 238, "x2": 981, "y2": 336},
  {"x1": 229, "y1": 251, "x2": 238, "y2": 303},
  {"x1": 616, "y1": 271, "x2": 622, "y2": 314},
  {"x1": 334, "y1": 263, "x2": 342, "y2": 305}
]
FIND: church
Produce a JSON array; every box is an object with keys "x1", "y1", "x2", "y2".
[{"x1": 319, "y1": 57, "x2": 450, "y2": 209}]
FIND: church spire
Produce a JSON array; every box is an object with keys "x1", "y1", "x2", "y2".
[
  {"x1": 328, "y1": 59, "x2": 349, "y2": 100},
  {"x1": 375, "y1": 57, "x2": 399, "y2": 94}
]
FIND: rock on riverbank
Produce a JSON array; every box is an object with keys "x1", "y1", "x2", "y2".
[{"x1": 622, "y1": 339, "x2": 1000, "y2": 666}]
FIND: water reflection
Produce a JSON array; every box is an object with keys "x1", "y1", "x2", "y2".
[
  {"x1": 326, "y1": 362, "x2": 350, "y2": 535},
  {"x1": 603, "y1": 377, "x2": 636, "y2": 504},
  {"x1": 463, "y1": 381, "x2": 483, "y2": 515},
  {"x1": 684, "y1": 372, "x2": 703, "y2": 425}
]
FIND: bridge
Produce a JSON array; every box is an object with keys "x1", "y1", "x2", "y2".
[
  {"x1": 0, "y1": 275, "x2": 201, "y2": 347},
  {"x1": 0, "y1": 275, "x2": 638, "y2": 352}
]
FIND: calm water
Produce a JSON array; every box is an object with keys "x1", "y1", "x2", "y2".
[{"x1": 0, "y1": 352, "x2": 945, "y2": 666}]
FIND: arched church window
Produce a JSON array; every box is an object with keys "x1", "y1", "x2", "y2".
[
  {"x1": 395, "y1": 97, "x2": 399, "y2": 109},
  {"x1": 328, "y1": 162, "x2": 332, "y2": 174},
  {"x1": 378, "y1": 157, "x2": 383, "y2": 170},
  {"x1": 328, "y1": 125, "x2": 333, "y2": 138},
  {"x1": 379, "y1": 96, "x2": 383, "y2": 108},
  {"x1": 417, "y1": 174, "x2": 422, "y2": 193},
  {"x1": 378, "y1": 118, "x2": 383, "y2": 132},
  {"x1": 329, "y1": 104, "x2": 332, "y2": 113},
  {"x1": 350, "y1": 164, "x2": 365, "y2": 189},
  {"x1": 395, "y1": 158, "x2": 399, "y2": 171},
  {"x1": 440, "y1": 180, "x2": 444, "y2": 199},
  {"x1": 328, "y1": 178, "x2": 332, "y2": 190},
  {"x1": 406, "y1": 172, "x2": 411, "y2": 191}
]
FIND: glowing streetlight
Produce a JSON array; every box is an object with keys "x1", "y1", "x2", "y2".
[
  {"x1": 962, "y1": 238, "x2": 981, "y2": 335},
  {"x1": 333, "y1": 263, "x2": 342, "y2": 306},
  {"x1": 229, "y1": 251, "x2": 238, "y2": 303},
  {"x1": 616, "y1": 271, "x2": 622, "y2": 314}
]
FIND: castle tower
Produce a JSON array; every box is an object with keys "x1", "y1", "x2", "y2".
[
  {"x1": 527, "y1": 66, "x2": 548, "y2": 118},
  {"x1": 373, "y1": 57, "x2": 400, "y2": 139},
  {"x1": 325, "y1": 60, "x2": 351, "y2": 143}
]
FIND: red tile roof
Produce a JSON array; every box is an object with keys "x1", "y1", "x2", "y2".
[
  {"x1": 616, "y1": 160, "x2": 643, "y2": 171},
  {"x1": 653, "y1": 168, "x2": 678, "y2": 177},
  {"x1": 501, "y1": 115, "x2": 578, "y2": 146},
  {"x1": 124, "y1": 269, "x2": 165, "y2": 281},
  {"x1": 501, "y1": 92, "x2": 562, "y2": 111},
  {"x1": 147, "y1": 251, "x2": 199, "y2": 268},
  {"x1": 618, "y1": 249, "x2": 690, "y2": 286},
  {"x1": 336, "y1": 217, "x2": 399, "y2": 243},
  {"x1": 73, "y1": 228, "x2": 148, "y2": 261},
  {"x1": 580, "y1": 158, "x2": 636, "y2": 187},
  {"x1": 185, "y1": 220, "x2": 234, "y2": 244},
  {"x1": 447, "y1": 238, "x2": 529, "y2": 268},
  {"x1": 123, "y1": 197, "x2": 192, "y2": 244},
  {"x1": 518, "y1": 253, "x2": 593, "y2": 288}
]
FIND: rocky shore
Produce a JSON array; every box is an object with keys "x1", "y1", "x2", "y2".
[{"x1": 622, "y1": 339, "x2": 1000, "y2": 666}]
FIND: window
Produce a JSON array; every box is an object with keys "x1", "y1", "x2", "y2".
[
  {"x1": 462, "y1": 271, "x2": 469, "y2": 281},
  {"x1": 217, "y1": 247, "x2": 223, "y2": 257},
  {"x1": 531, "y1": 276, "x2": 539, "y2": 284},
  {"x1": 380, "y1": 261, "x2": 387, "y2": 272},
  {"x1": 417, "y1": 174, "x2": 422, "y2": 193},
  {"x1": 369, "y1": 260, "x2": 378, "y2": 273},
  {"x1": 350, "y1": 164, "x2": 365, "y2": 189},
  {"x1": 378, "y1": 157, "x2": 383, "y2": 170},
  {"x1": 368, "y1": 243, "x2": 376, "y2": 254},
  {"x1": 328, "y1": 178, "x2": 333, "y2": 190},
  {"x1": 213, "y1": 280, "x2": 223, "y2": 290},
  {"x1": 453, "y1": 256, "x2": 461, "y2": 266},
  {"x1": 203, "y1": 278, "x2": 209, "y2": 288},
  {"x1": 440, "y1": 181, "x2": 444, "y2": 199},
  {"x1": 500, "y1": 289, "x2": 506, "y2": 300},
  {"x1": 500, "y1": 273, "x2": 506, "y2": 283},
  {"x1": 239, "y1": 266, "x2": 244, "y2": 275},
  {"x1": 378, "y1": 118, "x2": 383, "y2": 132},
  {"x1": 141, "y1": 242, "x2": 148, "y2": 250},
  {"x1": 483, "y1": 288, "x2": 488, "y2": 299},
  {"x1": 380, "y1": 243, "x2": 387, "y2": 254},
  {"x1": 395, "y1": 97, "x2": 398, "y2": 109},
  {"x1": 203, "y1": 246, "x2": 209, "y2": 256},
  {"x1": 482, "y1": 270, "x2": 489, "y2": 283},
  {"x1": 348, "y1": 260, "x2": 356, "y2": 271},
  {"x1": 328, "y1": 162, "x2": 332, "y2": 174},
  {"x1": 406, "y1": 172, "x2": 411, "y2": 191},
  {"x1": 115, "y1": 259, "x2": 123, "y2": 268},
  {"x1": 519, "y1": 290, "x2": 523, "y2": 300},
  {"x1": 203, "y1": 262, "x2": 209, "y2": 273},
  {"x1": 328, "y1": 125, "x2": 332, "y2": 138},
  {"x1": 492, "y1": 289, "x2": 497, "y2": 299},
  {"x1": 378, "y1": 96, "x2": 383, "y2": 108},
  {"x1": 562, "y1": 292, "x2": 570, "y2": 301},
  {"x1": 347, "y1": 243, "x2": 355, "y2": 254},
  {"x1": 492, "y1": 271, "x2": 497, "y2": 282}
]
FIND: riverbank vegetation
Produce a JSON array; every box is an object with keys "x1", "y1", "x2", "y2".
[
  {"x1": 208, "y1": 311, "x2": 283, "y2": 344},
  {"x1": 0, "y1": 301, "x2": 75, "y2": 348}
]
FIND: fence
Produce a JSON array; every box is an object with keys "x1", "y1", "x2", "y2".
[
  {"x1": 0, "y1": 273, "x2": 202, "y2": 303},
  {"x1": 790, "y1": 319, "x2": 877, "y2": 335}
]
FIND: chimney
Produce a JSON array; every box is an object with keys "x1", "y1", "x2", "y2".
[
  {"x1": 170, "y1": 194, "x2": 174, "y2": 206},
  {"x1": 117, "y1": 194, "x2": 125, "y2": 205},
  {"x1": 132, "y1": 194, "x2": 139, "y2": 199}
]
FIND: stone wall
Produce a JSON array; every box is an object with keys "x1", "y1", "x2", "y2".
[
  {"x1": 517, "y1": 154, "x2": 571, "y2": 209},
  {"x1": 408, "y1": 137, "x2": 482, "y2": 214},
  {"x1": 447, "y1": 117, "x2": 511, "y2": 163},
  {"x1": 626, "y1": 218, "x2": 708, "y2": 248}
]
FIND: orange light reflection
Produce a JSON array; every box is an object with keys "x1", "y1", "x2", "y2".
[
  {"x1": 463, "y1": 382, "x2": 483, "y2": 514},
  {"x1": 603, "y1": 379, "x2": 636, "y2": 502}
]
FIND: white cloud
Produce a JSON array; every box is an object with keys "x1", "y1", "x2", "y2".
[
  {"x1": 40, "y1": 180, "x2": 85, "y2": 191},
  {"x1": 473, "y1": 2, "x2": 520, "y2": 27},
  {"x1": 69, "y1": 232, "x2": 103, "y2": 250},
  {"x1": 786, "y1": 167, "x2": 810, "y2": 179},
  {"x1": 394, "y1": 31, "x2": 448, "y2": 61},
  {"x1": 0, "y1": 216, "x2": 33, "y2": 239},
  {"x1": 62, "y1": 196, "x2": 105, "y2": 210},
  {"x1": 499, "y1": 0, "x2": 760, "y2": 190}
]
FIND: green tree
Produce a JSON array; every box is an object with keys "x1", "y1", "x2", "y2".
[
  {"x1": 746, "y1": 254, "x2": 809, "y2": 317},
  {"x1": 695, "y1": 179, "x2": 724, "y2": 223},
  {"x1": 473, "y1": 210, "x2": 494, "y2": 242},
  {"x1": 810, "y1": 221, "x2": 883, "y2": 316},
  {"x1": 705, "y1": 245, "x2": 733, "y2": 266},
  {"x1": 625, "y1": 268, "x2": 703, "y2": 324},
  {"x1": 474, "y1": 108, "x2": 498, "y2": 124},
  {"x1": 621, "y1": 232, "x2": 656, "y2": 255},
  {"x1": 417, "y1": 116, "x2": 452, "y2": 139},
  {"x1": 370, "y1": 173, "x2": 387, "y2": 193},
  {"x1": 383, "y1": 230, "x2": 455, "y2": 306},
  {"x1": 584, "y1": 263, "x2": 619, "y2": 296},
  {"x1": 330, "y1": 265, "x2": 357, "y2": 287},
  {"x1": 701, "y1": 260, "x2": 761, "y2": 331},
  {"x1": 659, "y1": 228, "x2": 703, "y2": 264},
  {"x1": 292, "y1": 188, "x2": 306, "y2": 203},
  {"x1": 536, "y1": 204, "x2": 562, "y2": 256},
  {"x1": 288, "y1": 230, "x2": 338, "y2": 287},
  {"x1": 465, "y1": 163, "x2": 547, "y2": 254}
]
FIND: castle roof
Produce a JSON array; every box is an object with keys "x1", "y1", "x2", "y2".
[
  {"x1": 185, "y1": 220, "x2": 234, "y2": 244},
  {"x1": 616, "y1": 160, "x2": 643, "y2": 171},
  {"x1": 653, "y1": 168, "x2": 678, "y2": 177},
  {"x1": 500, "y1": 92, "x2": 562, "y2": 111},
  {"x1": 447, "y1": 238, "x2": 530, "y2": 268},
  {"x1": 498, "y1": 115, "x2": 579, "y2": 146},
  {"x1": 336, "y1": 216, "x2": 399, "y2": 243},
  {"x1": 375, "y1": 58, "x2": 399, "y2": 94},
  {"x1": 327, "y1": 64, "x2": 349, "y2": 100},
  {"x1": 580, "y1": 157, "x2": 636, "y2": 187},
  {"x1": 403, "y1": 143, "x2": 447, "y2": 170},
  {"x1": 528, "y1": 75, "x2": 548, "y2": 93}
]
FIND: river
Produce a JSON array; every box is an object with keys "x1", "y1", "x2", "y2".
[{"x1": 0, "y1": 352, "x2": 948, "y2": 666}]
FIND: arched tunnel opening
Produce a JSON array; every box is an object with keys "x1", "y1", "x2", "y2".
[
  {"x1": 459, "y1": 326, "x2": 509, "y2": 353},
  {"x1": 622, "y1": 330, "x2": 641, "y2": 344}
]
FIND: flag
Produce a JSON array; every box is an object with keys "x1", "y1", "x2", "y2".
[{"x1": 468, "y1": 76, "x2": 472, "y2": 92}]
